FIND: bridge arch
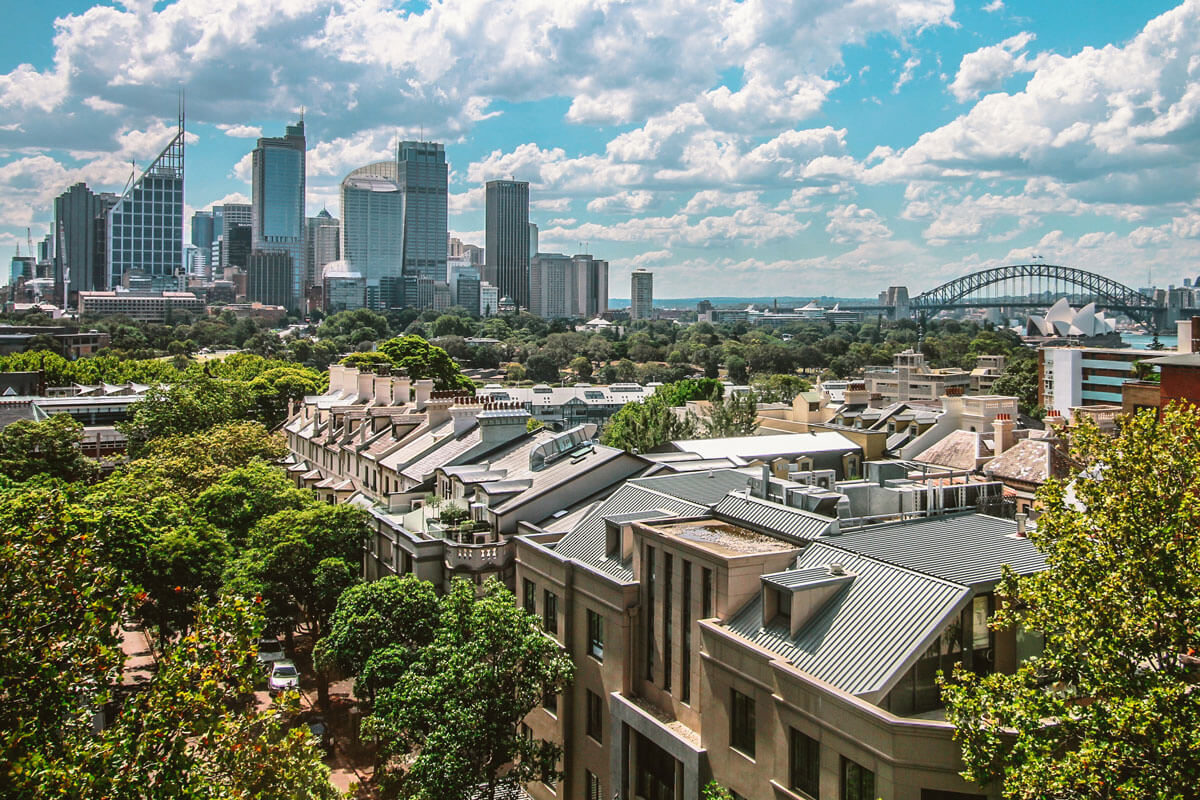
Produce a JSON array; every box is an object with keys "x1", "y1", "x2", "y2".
[{"x1": 909, "y1": 264, "x2": 1161, "y2": 326}]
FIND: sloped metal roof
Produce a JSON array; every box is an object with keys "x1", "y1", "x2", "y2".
[
  {"x1": 712, "y1": 493, "x2": 833, "y2": 541},
  {"x1": 827, "y1": 513, "x2": 1045, "y2": 587},
  {"x1": 725, "y1": 543, "x2": 969, "y2": 698}
]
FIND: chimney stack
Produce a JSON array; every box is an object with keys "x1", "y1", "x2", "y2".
[
  {"x1": 373, "y1": 375, "x2": 391, "y2": 406},
  {"x1": 342, "y1": 367, "x2": 360, "y2": 397},
  {"x1": 992, "y1": 413, "x2": 1015, "y2": 455},
  {"x1": 414, "y1": 379, "x2": 434, "y2": 410},
  {"x1": 357, "y1": 369, "x2": 375, "y2": 404},
  {"x1": 328, "y1": 364, "x2": 345, "y2": 395},
  {"x1": 1015, "y1": 513, "x2": 1027, "y2": 537},
  {"x1": 392, "y1": 374, "x2": 412, "y2": 405}
]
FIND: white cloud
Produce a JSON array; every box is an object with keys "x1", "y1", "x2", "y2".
[
  {"x1": 947, "y1": 32, "x2": 1039, "y2": 102},
  {"x1": 217, "y1": 123, "x2": 263, "y2": 138},
  {"x1": 825, "y1": 204, "x2": 892, "y2": 244},
  {"x1": 587, "y1": 191, "x2": 657, "y2": 214},
  {"x1": 983, "y1": 0, "x2": 1004, "y2": 12},
  {"x1": 893, "y1": 55, "x2": 921, "y2": 94}
]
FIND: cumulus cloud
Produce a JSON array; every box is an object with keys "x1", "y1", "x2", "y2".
[
  {"x1": 217, "y1": 123, "x2": 263, "y2": 138},
  {"x1": 948, "y1": 32, "x2": 1039, "y2": 102},
  {"x1": 826, "y1": 204, "x2": 892, "y2": 245}
]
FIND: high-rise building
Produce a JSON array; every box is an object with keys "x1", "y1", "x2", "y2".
[
  {"x1": 190, "y1": 211, "x2": 214, "y2": 280},
  {"x1": 530, "y1": 253, "x2": 610, "y2": 319},
  {"x1": 106, "y1": 119, "x2": 185, "y2": 291},
  {"x1": 479, "y1": 281, "x2": 500, "y2": 317},
  {"x1": 464, "y1": 243, "x2": 484, "y2": 267},
  {"x1": 485, "y1": 180, "x2": 530, "y2": 311},
  {"x1": 219, "y1": 204, "x2": 251, "y2": 272},
  {"x1": 397, "y1": 141, "x2": 448, "y2": 290},
  {"x1": 341, "y1": 161, "x2": 403, "y2": 309},
  {"x1": 456, "y1": 273, "x2": 481, "y2": 316},
  {"x1": 530, "y1": 253, "x2": 570, "y2": 319},
  {"x1": 251, "y1": 119, "x2": 306, "y2": 311},
  {"x1": 529, "y1": 222, "x2": 538, "y2": 263},
  {"x1": 306, "y1": 209, "x2": 340, "y2": 290},
  {"x1": 631, "y1": 268, "x2": 653, "y2": 320},
  {"x1": 54, "y1": 183, "x2": 108, "y2": 299},
  {"x1": 246, "y1": 250, "x2": 293, "y2": 310}
]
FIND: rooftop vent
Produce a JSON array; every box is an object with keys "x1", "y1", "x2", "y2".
[{"x1": 828, "y1": 563, "x2": 845, "y2": 576}]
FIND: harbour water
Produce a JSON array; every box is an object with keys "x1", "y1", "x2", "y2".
[{"x1": 1121, "y1": 332, "x2": 1178, "y2": 350}]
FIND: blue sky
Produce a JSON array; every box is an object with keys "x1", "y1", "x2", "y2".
[{"x1": 2, "y1": 0, "x2": 1198, "y2": 298}]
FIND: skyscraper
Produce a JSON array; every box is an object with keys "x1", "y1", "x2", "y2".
[
  {"x1": 251, "y1": 119, "x2": 306, "y2": 310},
  {"x1": 106, "y1": 117, "x2": 185, "y2": 290},
  {"x1": 529, "y1": 252, "x2": 609, "y2": 319},
  {"x1": 218, "y1": 203, "x2": 251, "y2": 273},
  {"x1": 55, "y1": 183, "x2": 111, "y2": 300},
  {"x1": 572, "y1": 254, "x2": 609, "y2": 318},
  {"x1": 191, "y1": 210, "x2": 214, "y2": 278},
  {"x1": 341, "y1": 161, "x2": 403, "y2": 309},
  {"x1": 397, "y1": 141, "x2": 447, "y2": 299},
  {"x1": 485, "y1": 180, "x2": 530, "y2": 311},
  {"x1": 246, "y1": 250, "x2": 292, "y2": 309},
  {"x1": 631, "y1": 268, "x2": 653, "y2": 320},
  {"x1": 306, "y1": 209, "x2": 340, "y2": 289}
]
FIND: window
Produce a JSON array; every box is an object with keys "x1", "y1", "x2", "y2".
[
  {"x1": 544, "y1": 589, "x2": 558, "y2": 634},
  {"x1": 841, "y1": 757, "x2": 875, "y2": 800},
  {"x1": 681, "y1": 560, "x2": 692, "y2": 703},
  {"x1": 587, "y1": 609, "x2": 604, "y2": 661},
  {"x1": 645, "y1": 545, "x2": 655, "y2": 680},
  {"x1": 776, "y1": 588, "x2": 792, "y2": 622},
  {"x1": 663, "y1": 552, "x2": 673, "y2": 691},
  {"x1": 523, "y1": 579, "x2": 536, "y2": 614},
  {"x1": 586, "y1": 771, "x2": 602, "y2": 800},
  {"x1": 730, "y1": 689, "x2": 756, "y2": 758},
  {"x1": 543, "y1": 690, "x2": 557, "y2": 715},
  {"x1": 586, "y1": 689, "x2": 603, "y2": 743},
  {"x1": 789, "y1": 728, "x2": 820, "y2": 798},
  {"x1": 702, "y1": 567, "x2": 714, "y2": 619}
]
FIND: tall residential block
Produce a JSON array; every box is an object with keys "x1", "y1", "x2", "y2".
[
  {"x1": 306, "y1": 209, "x2": 340, "y2": 289},
  {"x1": 251, "y1": 119, "x2": 306, "y2": 310},
  {"x1": 631, "y1": 268, "x2": 653, "y2": 320},
  {"x1": 106, "y1": 120, "x2": 185, "y2": 290},
  {"x1": 485, "y1": 180, "x2": 530, "y2": 311},
  {"x1": 531, "y1": 253, "x2": 609, "y2": 319},
  {"x1": 190, "y1": 210, "x2": 214, "y2": 278},
  {"x1": 341, "y1": 161, "x2": 403, "y2": 309},
  {"x1": 397, "y1": 141, "x2": 448, "y2": 293},
  {"x1": 219, "y1": 204, "x2": 252, "y2": 271}
]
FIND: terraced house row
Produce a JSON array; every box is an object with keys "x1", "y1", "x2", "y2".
[{"x1": 282, "y1": 364, "x2": 1045, "y2": 800}]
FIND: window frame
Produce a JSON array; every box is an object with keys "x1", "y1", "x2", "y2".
[
  {"x1": 543, "y1": 588, "x2": 558, "y2": 635},
  {"x1": 789, "y1": 727, "x2": 820, "y2": 798},
  {"x1": 729, "y1": 688, "x2": 756, "y2": 759},
  {"x1": 585, "y1": 689, "x2": 604, "y2": 743},
  {"x1": 587, "y1": 608, "x2": 604, "y2": 662}
]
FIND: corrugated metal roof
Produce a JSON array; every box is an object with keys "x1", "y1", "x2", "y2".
[
  {"x1": 627, "y1": 470, "x2": 752, "y2": 505},
  {"x1": 762, "y1": 567, "x2": 852, "y2": 590},
  {"x1": 827, "y1": 513, "x2": 1045, "y2": 587},
  {"x1": 400, "y1": 428, "x2": 484, "y2": 482},
  {"x1": 712, "y1": 493, "x2": 833, "y2": 541},
  {"x1": 669, "y1": 432, "x2": 860, "y2": 461},
  {"x1": 725, "y1": 543, "x2": 969, "y2": 698}
]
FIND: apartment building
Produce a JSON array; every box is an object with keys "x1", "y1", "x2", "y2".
[
  {"x1": 863, "y1": 350, "x2": 972, "y2": 404},
  {"x1": 515, "y1": 469, "x2": 1040, "y2": 800},
  {"x1": 1038, "y1": 346, "x2": 1155, "y2": 415}
]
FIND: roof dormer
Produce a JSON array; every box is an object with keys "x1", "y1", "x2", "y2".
[{"x1": 761, "y1": 564, "x2": 855, "y2": 637}]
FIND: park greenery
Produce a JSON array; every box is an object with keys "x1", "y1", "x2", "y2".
[{"x1": 942, "y1": 403, "x2": 1200, "y2": 798}]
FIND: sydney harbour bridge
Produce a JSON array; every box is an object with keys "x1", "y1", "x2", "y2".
[{"x1": 844, "y1": 263, "x2": 1165, "y2": 329}]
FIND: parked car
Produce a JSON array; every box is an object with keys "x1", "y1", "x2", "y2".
[
  {"x1": 267, "y1": 660, "x2": 300, "y2": 695},
  {"x1": 307, "y1": 715, "x2": 333, "y2": 754},
  {"x1": 256, "y1": 637, "x2": 286, "y2": 669}
]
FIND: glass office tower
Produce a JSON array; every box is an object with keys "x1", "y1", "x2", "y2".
[
  {"x1": 107, "y1": 124, "x2": 185, "y2": 289},
  {"x1": 252, "y1": 120, "x2": 306, "y2": 310},
  {"x1": 397, "y1": 141, "x2": 448, "y2": 297},
  {"x1": 341, "y1": 161, "x2": 403, "y2": 309},
  {"x1": 485, "y1": 179, "x2": 530, "y2": 311}
]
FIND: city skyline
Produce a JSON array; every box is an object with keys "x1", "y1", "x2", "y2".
[{"x1": 2, "y1": 1, "x2": 1199, "y2": 298}]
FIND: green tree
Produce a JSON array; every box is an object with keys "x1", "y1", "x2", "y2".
[
  {"x1": 314, "y1": 575, "x2": 440, "y2": 705},
  {"x1": 726, "y1": 354, "x2": 748, "y2": 383},
  {"x1": 656, "y1": 378, "x2": 724, "y2": 406},
  {"x1": 750, "y1": 373, "x2": 812, "y2": 403},
  {"x1": 569, "y1": 355, "x2": 593, "y2": 380},
  {"x1": 0, "y1": 414, "x2": 98, "y2": 483},
  {"x1": 339, "y1": 351, "x2": 393, "y2": 370},
  {"x1": 365, "y1": 578, "x2": 574, "y2": 800},
  {"x1": 120, "y1": 374, "x2": 253, "y2": 453},
  {"x1": 378, "y1": 335, "x2": 474, "y2": 392},
  {"x1": 942, "y1": 405, "x2": 1200, "y2": 799},
  {"x1": 195, "y1": 459, "x2": 315, "y2": 546},
  {"x1": 432, "y1": 314, "x2": 473, "y2": 338},
  {"x1": 992, "y1": 354, "x2": 1042, "y2": 417},
  {"x1": 600, "y1": 393, "x2": 697, "y2": 453},
  {"x1": 525, "y1": 353, "x2": 560, "y2": 383},
  {"x1": 703, "y1": 391, "x2": 760, "y2": 438}
]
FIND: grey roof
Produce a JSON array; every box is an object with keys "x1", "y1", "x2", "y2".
[
  {"x1": 827, "y1": 513, "x2": 1045, "y2": 587},
  {"x1": 726, "y1": 543, "x2": 968, "y2": 698},
  {"x1": 399, "y1": 427, "x2": 483, "y2": 482},
  {"x1": 1146, "y1": 352, "x2": 1200, "y2": 366},
  {"x1": 762, "y1": 567, "x2": 852, "y2": 591},
  {"x1": 552, "y1": 469, "x2": 752, "y2": 581},
  {"x1": 712, "y1": 493, "x2": 833, "y2": 541}
]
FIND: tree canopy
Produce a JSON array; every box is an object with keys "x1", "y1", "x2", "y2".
[
  {"x1": 377, "y1": 335, "x2": 475, "y2": 392},
  {"x1": 942, "y1": 404, "x2": 1200, "y2": 799},
  {"x1": 0, "y1": 414, "x2": 98, "y2": 483}
]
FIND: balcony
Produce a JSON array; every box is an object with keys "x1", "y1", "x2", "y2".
[{"x1": 444, "y1": 539, "x2": 514, "y2": 571}]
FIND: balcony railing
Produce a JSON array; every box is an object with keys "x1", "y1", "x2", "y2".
[{"x1": 445, "y1": 539, "x2": 514, "y2": 571}]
